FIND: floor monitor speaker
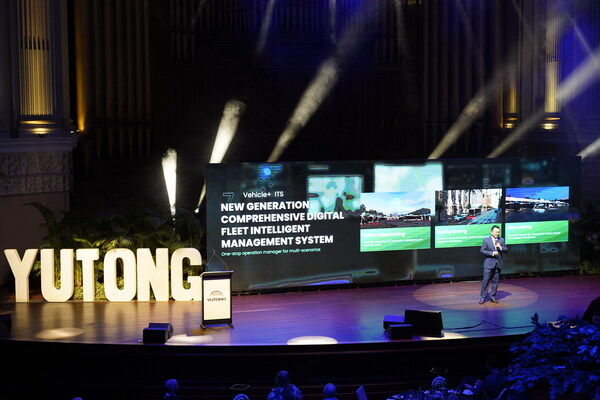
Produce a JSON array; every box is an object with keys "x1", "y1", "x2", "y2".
[{"x1": 404, "y1": 309, "x2": 443, "y2": 337}]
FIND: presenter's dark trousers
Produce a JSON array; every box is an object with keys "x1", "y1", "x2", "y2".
[{"x1": 480, "y1": 265, "x2": 500, "y2": 300}]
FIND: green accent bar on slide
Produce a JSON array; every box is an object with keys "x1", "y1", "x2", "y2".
[
  {"x1": 506, "y1": 220, "x2": 569, "y2": 244},
  {"x1": 360, "y1": 227, "x2": 430, "y2": 252},
  {"x1": 434, "y1": 224, "x2": 496, "y2": 248}
]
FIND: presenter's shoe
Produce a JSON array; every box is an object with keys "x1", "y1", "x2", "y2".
[
  {"x1": 490, "y1": 297, "x2": 499, "y2": 303},
  {"x1": 479, "y1": 298, "x2": 486, "y2": 304}
]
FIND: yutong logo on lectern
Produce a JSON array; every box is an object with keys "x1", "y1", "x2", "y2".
[{"x1": 207, "y1": 290, "x2": 227, "y2": 302}]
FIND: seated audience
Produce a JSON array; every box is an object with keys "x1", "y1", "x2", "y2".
[
  {"x1": 164, "y1": 378, "x2": 180, "y2": 400},
  {"x1": 267, "y1": 370, "x2": 303, "y2": 400},
  {"x1": 323, "y1": 383, "x2": 338, "y2": 400},
  {"x1": 459, "y1": 355, "x2": 506, "y2": 400}
]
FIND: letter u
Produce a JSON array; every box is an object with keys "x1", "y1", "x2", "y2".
[{"x1": 40, "y1": 249, "x2": 74, "y2": 302}]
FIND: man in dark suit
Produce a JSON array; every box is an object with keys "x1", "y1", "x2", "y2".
[{"x1": 479, "y1": 225, "x2": 508, "y2": 304}]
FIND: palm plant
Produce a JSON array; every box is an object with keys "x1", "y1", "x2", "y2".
[{"x1": 27, "y1": 202, "x2": 205, "y2": 300}]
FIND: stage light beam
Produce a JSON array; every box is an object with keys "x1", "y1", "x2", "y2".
[
  {"x1": 578, "y1": 136, "x2": 600, "y2": 160},
  {"x1": 195, "y1": 99, "x2": 246, "y2": 211},
  {"x1": 268, "y1": 59, "x2": 340, "y2": 162},
  {"x1": 428, "y1": 79, "x2": 502, "y2": 159},
  {"x1": 191, "y1": 0, "x2": 208, "y2": 30},
  {"x1": 328, "y1": 0, "x2": 337, "y2": 45},
  {"x1": 210, "y1": 100, "x2": 246, "y2": 164},
  {"x1": 394, "y1": 0, "x2": 413, "y2": 63},
  {"x1": 491, "y1": 46, "x2": 600, "y2": 158},
  {"x1": 430, "y1": 13, "x2": 564, "y2": 159},
  {"x1": 565, "y1": 17, "x2": 599, "y2": 156},
  {"x1": 255, "y1": 0, "x2": 277, "y2": 58},
  {"x1": 427, "y1": 0, "x2": 532, "y2": 160},
  {"x1": 267, "y1": 3, "x2": 375, "y2": 162},
  {"x1": 162, "y1": 148, "x2": 177, "y2": 218}
]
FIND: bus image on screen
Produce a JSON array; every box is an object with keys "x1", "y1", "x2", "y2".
[
  {"x1": 359, "y1": 191, "x2": 433, "y2": 252},
  {"x1": 505, "y1": 186, "x2": 569, "y2": 244}
]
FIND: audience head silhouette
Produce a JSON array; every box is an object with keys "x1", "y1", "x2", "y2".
[
  {"x1": 324, "y1": 383, "x2": 337, "y2": 399},
  {"x1": 268, "y1": 370, "x2": 303, "y2": 400},
  {"x1": 164, "y1": 378, "x2": 180, "y2": 400},
  {"x1": 276, "y1": 370, "x2": 291, "y2": 387},
  {"x1": 165, "y1": 379, "x2": 179, "y2": 393}
]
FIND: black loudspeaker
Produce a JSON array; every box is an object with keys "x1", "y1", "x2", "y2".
[
  {"x1": 385, "y1": 324, "x2": 413, "y2": 340},
  {"x1": 383, "y1": 314, "x2": 405, "y2": 329},
  {"x1": 404, "y1": 309, "x2": 444, "y2": 337},
  {"x1": 143, "y1": 323, "x2": 173, "y2": 344},
  {"x1": 148, "y1": 322, "x2": 173, "y2": 338},
  {"x1": 0, "y1": 312, "x2": 11, "y2": 335}
]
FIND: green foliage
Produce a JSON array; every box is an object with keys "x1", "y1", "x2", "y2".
[
  {"x1": 27, "y1": 202, "x2": 205, "y2": 300},
  {"x1": 576, "y1": 203, "x2": 600, "y2": 275},
  {"x1": 581, "y1": 261, "x2": 600, "y2": 275},
  {"x1": 506, "y1": 313, "x2": 600, "y2": 400}
]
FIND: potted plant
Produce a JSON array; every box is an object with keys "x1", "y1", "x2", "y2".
[
  {"x1": 27, "y1": 202, "x2": 205, "y2": 300},
  {"x1": 505, "y1": 313, "x2": 600, "y2": 400}
]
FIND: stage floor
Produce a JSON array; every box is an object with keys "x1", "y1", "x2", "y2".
[{"x1": 1, "y1": 275, "x2": 598, "y2": 347}]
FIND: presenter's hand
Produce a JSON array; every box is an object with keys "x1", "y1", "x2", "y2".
[{"x1": 492, "y1": 251, "x2": 498, "y2": 256}]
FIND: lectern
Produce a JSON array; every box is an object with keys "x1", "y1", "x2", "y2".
[{"x1": 201, "y1": 271, "x2": 234, "y2": 328}]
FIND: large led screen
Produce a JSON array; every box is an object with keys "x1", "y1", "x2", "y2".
[{"x1": 205, "y1": 157, "x2": 580, "y2": 292}]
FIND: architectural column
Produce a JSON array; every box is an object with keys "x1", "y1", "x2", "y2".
[
  {"x1": 0, "y1": 0, "x2": 77, "y2": 286},
  {"x1": 13, "y1": 0, "x2": 73, "y2": 136},
  {"x1": 502, "y1": 1, "x2": 520, "y2": 130},
  {"x1": 542, "y1": 0, "x2": 561, "y2": 130},
  {"x1": 0, "y1": 1, "x2": 14, "y2": 138},
  {"x1": 73, "y1": 0, "x2": 152, "y2": 162}
]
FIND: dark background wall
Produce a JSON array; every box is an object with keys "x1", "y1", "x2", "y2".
[{"x1": 67, "y1": 0, "x2": 600, "y2": 215}]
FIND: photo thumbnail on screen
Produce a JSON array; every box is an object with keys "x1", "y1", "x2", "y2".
[
  {"x1": 434, "y1": 189, "x2": 502, "y2": 248},
  {"x1": 374, "y1": 162, "x2": 443, "y2": 192},
  {"x1": 505, "y1": 186, "x2": 570, "y2": 244},
  {"x1": 359, "y1": 191, "x2": 434, "y2": 252},
  {"x1": 307, "y1": 175, "x2": 363, "y2": 214}
]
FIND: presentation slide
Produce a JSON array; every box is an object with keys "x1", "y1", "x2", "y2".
[
  {"x1": 435, "y1": 189, "x2": 502, "y2": 248},
  {"x1": 205, "y1": 157, "x2": 580, "y2": 292},
  {"x1": 505, "y1": 186, "x2": 570, "y2": 244},
  {"x1": 360, "y1": 191, "x2": 433, "y2": 252}
]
